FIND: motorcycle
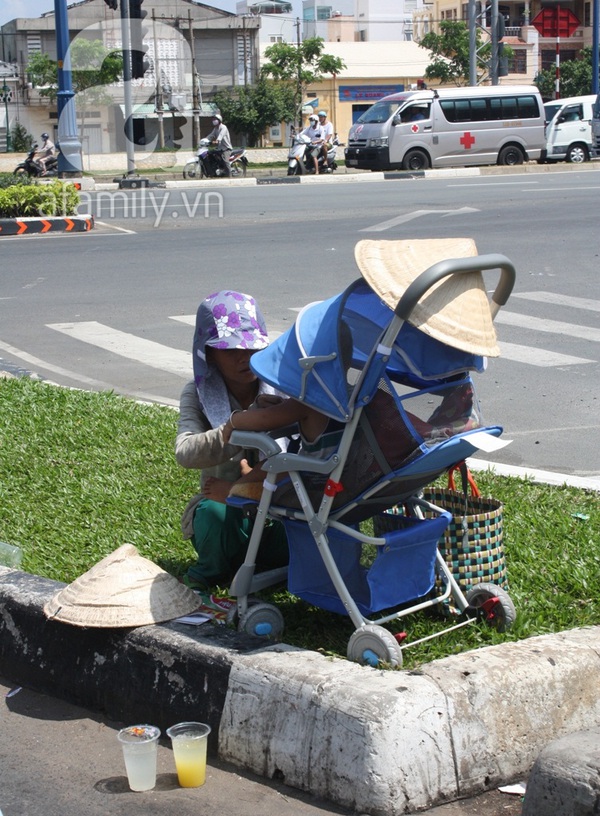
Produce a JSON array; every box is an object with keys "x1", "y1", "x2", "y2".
[
  {"x1": 14, "y1": 145, "x2": 58, "y2": 177},
  {"x1": 287, "y1": 128, "x2": 340, "y2": 176},
  {"x1": 183, "y1": 139, "x2": 248, "y2": 179}
]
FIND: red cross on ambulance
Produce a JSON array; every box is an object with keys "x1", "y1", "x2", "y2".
[{"x1": 460, "y1": 131, "x2": 476, "y2": 149}]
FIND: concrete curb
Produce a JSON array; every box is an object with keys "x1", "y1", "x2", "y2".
[
  {"x1": 2, "y1": 566, "x2": 600, "y2": 814},
  {"x1": 0, "y1": 214, "x2": 94, "y2": 236},
  {"x1": 86, "y1": 159, "x2": 600, "y2": 191}
]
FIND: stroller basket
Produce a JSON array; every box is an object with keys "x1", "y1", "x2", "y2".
[{"x1": 285, "y1": 511, "x2": 451, "y2": 616}]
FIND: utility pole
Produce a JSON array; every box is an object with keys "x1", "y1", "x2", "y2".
[
  {"x1": 119, "y1": 0, "x2": 136, "y2": 175},
  {"x1": 468, "y1": 0, "x2": 477, "y2": 85},
  {"x1": 490, "y1": 0, "x2": 499, "y2": 84},
  {"x1": 188, "y1": 10, "x2": 200, "y2": 149},
  {"x1": 54, "y1": 0, "x2": 83, "y2": 175},
  {"x1": 152, "y1": 10, "x2": 165, "y2": 149},
  {"x1": 593, "y1": 0, "x2": 599, "y2": 94},
  {"x1": 295, "y1": 17, "x2": 302, "y2": 129}
]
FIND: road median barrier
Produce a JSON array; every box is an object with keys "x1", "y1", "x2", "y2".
[
  {"x1": 2, "y1": 565, "x2": 600, "y2": 814},
  {"x1": 0, "y1": 214, "x2": 94, "y2": 236}
]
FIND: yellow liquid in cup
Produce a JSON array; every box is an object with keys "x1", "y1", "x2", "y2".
[{"x1": 172, "y1": 740, "x2": 208, "y2": 787}]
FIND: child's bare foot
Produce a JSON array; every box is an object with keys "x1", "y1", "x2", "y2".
[
  {"x1": 203, "y1": 477, "x2": 234, "y2": 503},
  {"x1": 239, "y1": 458, "x2": 253, "y2": 477}
]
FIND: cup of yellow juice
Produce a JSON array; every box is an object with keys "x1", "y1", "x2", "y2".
[{"x1": 166, "y1": 722, "x2": 211, "y2": 787}]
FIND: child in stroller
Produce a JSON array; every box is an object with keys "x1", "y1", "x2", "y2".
[{"x1": 224, "y1": 238, "x2": 517, "y2": 666}]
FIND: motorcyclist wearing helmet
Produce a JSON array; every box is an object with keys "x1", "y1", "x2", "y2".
[
  {"x1": 300, "y1": 113, "x2": 323, "y2": 174},
  {"x1": 317, "y1": 110, "x2": 334, "y2": 167},
  {"x1": 205, "y1": 112, "x2": 232, "y2": 177},
  {"x1": 36, "y1": 132, "x2": 56, "y2": 175}
]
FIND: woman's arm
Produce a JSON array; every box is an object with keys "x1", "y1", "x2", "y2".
[{"x1": 175, "y1": 381, "x2": 239, "y2": 469}]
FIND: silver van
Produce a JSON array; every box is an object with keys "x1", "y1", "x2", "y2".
[
  {"x1": 344, "y1": 85, "x2": 546, "y2": 171},
  {"x1": 543, "y1": 95, "x2": 596, "y2": 163}
]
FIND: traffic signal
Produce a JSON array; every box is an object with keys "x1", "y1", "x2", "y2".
[
  {"x1": 129, "y1": 0, "x2": 150, "y2": 80},
  {"x1": 103, "y1": 0, "x2": 118, "y2": 9}
]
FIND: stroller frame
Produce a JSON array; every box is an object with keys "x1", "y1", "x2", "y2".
[{"x1": 228, "y1": 253, "x2": 516, "y2": 667}]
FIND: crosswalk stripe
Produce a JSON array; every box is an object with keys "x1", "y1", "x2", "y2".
[
  {"x1": 512, "y1": 292, "x2": 600, "y2": 313},
  {"x1": 496, "y1": 311, "x2": 600, "y2": 343},
  {"x1": 498, "y1": 341, "x2": 593, "y2": 366},
  {"x1": 48, "y1": 321, "x2": 192, "y2": 378}
]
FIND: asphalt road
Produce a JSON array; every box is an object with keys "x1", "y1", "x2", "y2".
[{"x1": 0, "y1": 166, "x2": 599, "y2": 477}]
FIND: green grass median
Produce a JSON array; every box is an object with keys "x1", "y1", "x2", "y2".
[{"x1": 1, "y1": 375, "x2": 598, "y2": 668}]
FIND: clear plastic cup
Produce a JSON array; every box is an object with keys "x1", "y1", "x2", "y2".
[
  {"x1": 0, "y1": 542, "x2": 22, "y2": 568},
  {"x1": 166, "y1": 722, "x2": 211, "y2": 788},
  {"x1": 117, "y1": 724, "x2": 161, "y2": 791}
]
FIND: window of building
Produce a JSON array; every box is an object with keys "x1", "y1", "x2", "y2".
[
  {"x1": 584, "y1": 2, "x2": 590, "y2": 25},
  {"x1": 508, "y1": 49, "x2": 527, "y2": 73}
]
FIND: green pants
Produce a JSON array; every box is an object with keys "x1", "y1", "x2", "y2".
[{"x1": 187, "y1": 498, "x2": 288, "y2": 589}]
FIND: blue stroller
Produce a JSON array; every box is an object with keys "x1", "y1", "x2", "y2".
[{"x1": 228, "y1": 238, "x2": 517, "y2": 667}]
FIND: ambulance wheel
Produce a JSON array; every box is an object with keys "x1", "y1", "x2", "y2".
[
  {"x1": 238, "y1": 602, "x2": 284, "y2": 639},
  {"x1": 347, "y1": 624, "x2": 403, "y2": 668},
  {"x1": 402, "y1": 149, "x2": 429, "y2": 171},
  {"x1": 566, "y1": 144, "x2": 588, "y2": 164},
  {"x1": 465, "y1": 583, "x2": 516, "y2": 633},
  {"x1": 497, "y1": 145, "x2": 524, "y2": 165}
]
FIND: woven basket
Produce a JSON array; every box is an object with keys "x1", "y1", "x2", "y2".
[{"x1": 422, "y1": 486, "x2": 507, "y2": 596}]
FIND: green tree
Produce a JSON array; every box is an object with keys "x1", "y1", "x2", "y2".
[
  {"x1": 10, "y1": 122, "x2": 34, "y2": 152},
  {"x1": 420, "y1": 20, "x2": 491, "y2": 85},
  {"x1": 27, "y1": 39, "x2": 122, "y2": 137},
  {"x1": 261, "y1": 37, "x2": 346, "y2": 126},
  {"x1": 213, "y1": 78, "x2": 296, "y2": 146},
  {"x1": 535, "y1": 47, "x2": 593, "y2": 100}
]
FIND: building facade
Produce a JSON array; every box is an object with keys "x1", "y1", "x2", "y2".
[{"x1": 0, "y1": 0, "x2": 261, "y2": 156}]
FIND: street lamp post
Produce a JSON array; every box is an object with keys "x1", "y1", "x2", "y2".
[
  {"x1": 54, "y1": 0, "x2": 83, "y2": 175},
  {"x1": 1, "y1": 83, "x2": 11, "y2": 151}
]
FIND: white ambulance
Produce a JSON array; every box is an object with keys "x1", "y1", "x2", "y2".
[{"x1": 344, "y1": 85, "x2": 546, "y2": 171}]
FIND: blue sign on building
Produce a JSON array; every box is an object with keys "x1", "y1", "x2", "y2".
[{"x1": 339, "y1": 85, "x2": 404, "y2": 102}]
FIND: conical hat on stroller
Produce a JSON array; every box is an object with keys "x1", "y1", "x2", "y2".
[
  {"x1": 43, "y1": 544, "x2": 199, "y2": 628},
  {"x1": 354, "y1": 238, "x2": 500, "y2": 357}
]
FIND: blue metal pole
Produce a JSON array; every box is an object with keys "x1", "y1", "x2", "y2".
[
  {"x1": 593, "y1": 0, "x2": 599, "y2": 94},
  {"x1": 54, "y1": 0, "x2": 82, "y2": 175}
]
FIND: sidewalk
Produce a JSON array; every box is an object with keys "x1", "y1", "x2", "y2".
[{"x1": 0, "y1": 676, "x2": 523, "y2": 816}]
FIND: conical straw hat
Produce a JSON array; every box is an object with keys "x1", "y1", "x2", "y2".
[
  {"x1": 44, "y1": 544, "x2": 200, "y2": 628},
  {"x1": 354, "y1": 238, "x2": 499, "y2": 357}
]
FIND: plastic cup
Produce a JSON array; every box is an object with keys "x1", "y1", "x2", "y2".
[
  {"x1": 0, "y1": 542, "x2": 22, "y2": 568},
  {"x1": 166, "y1": 722, "x2": 211, "y2": 788},
  {"x1": 117, "y1": 724, "x2": 160, "y2": 791}
]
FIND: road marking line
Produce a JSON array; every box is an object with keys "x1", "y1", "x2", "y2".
[
  {"x1": 360, "y1": 206, "x2": 479, "y2": 232},
  {"x1": 513, "y1": 292, "x2": 600, "y2": 313},
  {"x1": 47, "y1": 321, "x2": 192, "y2": 377},
  {"x1": 496, "y1": 311, "x2": 600, "y2": 343},
  {"x1": 94, "y1": 220, "x2": 136, "y2": 234},
  {"x1": 0, "y1": 337, "x2": 178, "y2": 405},
  {"x1": 498, "y1": 341, "x2": 593, "y2": 366}
]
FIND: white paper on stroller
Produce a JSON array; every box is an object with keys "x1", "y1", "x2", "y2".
[{"x1": 465, "y1": 431, "x2": 512, "y2": 452}]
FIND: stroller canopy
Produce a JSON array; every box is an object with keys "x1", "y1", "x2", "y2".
[{"x1": 250, "y1": 280, "x2": 486, "y2": 422}]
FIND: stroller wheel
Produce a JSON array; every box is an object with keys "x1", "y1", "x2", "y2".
[
  {"x1": 347, "y1": 624, "x2": 403, "y2": 668},
  {"x1": 238, "y1": 602, "x2": 284, "y2": 640},
  {"x1": 465, "y1": 583, "x2": 516, "y2": 633}
]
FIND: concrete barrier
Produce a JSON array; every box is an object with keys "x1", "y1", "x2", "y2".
[{"x1": 3, "y1": 565, "x2": 600, "y2": 814}]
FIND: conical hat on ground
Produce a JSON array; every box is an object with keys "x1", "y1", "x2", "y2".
[{"x1": 43, "y1": 543, "x2": 199, "y2": 628}]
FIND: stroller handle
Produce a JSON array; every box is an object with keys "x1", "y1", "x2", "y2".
[{"x1": 394, "y1": 254, "x2": 516, "y2": 322}]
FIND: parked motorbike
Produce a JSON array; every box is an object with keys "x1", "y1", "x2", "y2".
[
  {"x1": 14, "y1": 145, "x2": 58, "y2": 177},
  {"x1": 287, "y1": 129, "x2": 340, "y2": 176},
  {"x1": 183, "y1": 139, "x2": 248, "y2": 179}
]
